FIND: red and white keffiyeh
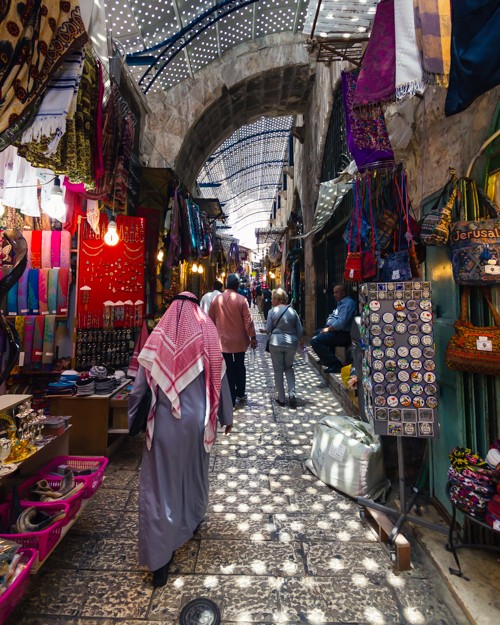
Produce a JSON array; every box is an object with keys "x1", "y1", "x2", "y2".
[{"x1": 138, "y1": 292, "x2": 223, "y2": 451}]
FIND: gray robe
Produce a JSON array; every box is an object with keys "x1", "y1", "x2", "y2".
[{"x1": 128, "y1": 366, "x2": 233, "y2": 570}]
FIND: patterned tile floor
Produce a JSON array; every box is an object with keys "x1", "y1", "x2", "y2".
[{"x1": 8, "y1": 311, "x2": 469, "y2": 625}]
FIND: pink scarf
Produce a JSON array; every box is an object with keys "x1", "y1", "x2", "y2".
[{"x1": 138, "y1": 292, "x2": 223, "y2": 452}]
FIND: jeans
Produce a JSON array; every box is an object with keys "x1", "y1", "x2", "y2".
[
  {"x1": 310, "y1": 329, "x2": 351, "y2": 370},
  {"x1": 270, "y1": 345, "x2": 296, "y2": 403},
  {"x1": 223, "y1": 352, "x2": 246, "y2": 406}
]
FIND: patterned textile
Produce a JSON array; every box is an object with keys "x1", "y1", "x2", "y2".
[
  {"x1": 42, "y1": 315, "x2": 56, "y2": 365},
  {"x1": 17, "y1": 269, "x2": 29, "y2": 314},
  {"x1": 51, "y1": 231, "x2": 62, "y2": 268},
  {"x1": 342, "y1": 71, "x2": 394, "y2": 170},
  {"x1": 32, "y1": 315, "x2": 45, "y2": 366},
  {"x1": 38, "y1": 268, "x2": 49, "y2": 316},
  {"x1": 48, "y1": 269, "x2": 59, "y2": 314},
  {"x1": 395, "y1": 0, "x2": 424, "y2": 98},
  {"x1": 23, "y1": 315, "x2": 35, "y2": 367},
  {"x1": 27, "y1": 269, "x2": 39, "y2": 314},
  {"x1": 414, "y1": 0, "x2": 452, "y2": 86},
  {"x1": 0, "y1": 0, "x2": 88, "y2": 151},
  {"x1": 41, "y1": 231, "x2": 52, "y2": 269},
  {"x1": 57, "y1": 268, "x2": 70, "y2": 315},
  {"x1": 138, "y1": 292, "x2": 223, "y2": 452},
  {"x1": 353, "y1": 0, "x2": 395, "y2": 109}
]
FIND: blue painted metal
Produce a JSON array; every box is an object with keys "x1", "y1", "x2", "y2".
[
  {"x1": 207, "y1": 129, "x2": 291, "y2": 161},
  {"x1": 126, "y1": 0, "x2": 260, "y2": 93},
  {"x1": 220, "y1": 160, "x2": 286, "y2": 182}
]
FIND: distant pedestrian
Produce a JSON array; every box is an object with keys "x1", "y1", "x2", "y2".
[
  {"x1": 262, "y1": 284, "x2": 272, "y2": 320},
  {"x1": 200, "y1": 280, "x2": 223, "y2": 314},
  {"x1": 255, "y1": 286, "x2": 263, "y2": 313},
  {"x1": 209, "y1": 273, "x2": 257, "y2": 406}
]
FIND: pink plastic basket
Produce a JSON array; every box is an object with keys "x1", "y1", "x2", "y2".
[
  {"x1": 0, "y1": 548, "x2": 37, "y2": 625},
  {"x1": 38, "y1": 455, "x2": 109, "y2": 499},
  {"x1": 16, "y1": 475, "x2": 86, "y2": 524},
  {"x1": 0, "y1": 502, "x2": 68, "y2": 563}
]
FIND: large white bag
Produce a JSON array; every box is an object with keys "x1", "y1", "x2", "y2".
[{"x1": 306, "y1": 415, "x2": 390, "y2": 501}]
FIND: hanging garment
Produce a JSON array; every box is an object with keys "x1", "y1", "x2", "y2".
[
  {"x1": 445, "y1": 0, "x2": 500, "y2": 116},
  {"x1": 32, "y1": 315, "x2": 45, "y2": 366},
  {"x1": 27, "y1": 269, "x2": 39, "y2": 314},
  {"x1": 57, "y1": 269, "x2": 70, "y2": 316},
  {"x1": 51, "y1": 231, "x2": 62, "y2": 268},
  {"x1": 166, "y1": 191, "x2": 182, "y2": 269},
  {"x1": 353, "y1": 0, "x2": 396, "y2": 109},
  {"x1": 42, "y1": 315, "x2": 57, "y2": 365},
  {"x1": 41, "y1": 231, "x2": 52, "y2": 269},
  {"x1": 23, "y1": 316, "x2": 36, "y2": 367},
  {"x1": 48, "y1": 269, "x2": 59, "y2": 315},
  {"x1": 17, "y1": 269, "x2": 29, "y2": 315},
  {"x1": 395, "y1": 0, "x2": 424, "y2": 98},
  {"x1": 414, "y1": 0, "x2": 452, "y2": 87},
  {"x1": 0, "y1": 1, "x2": 87, "y2": 151},
  {"x1": 38, "y1": 269, "x2": 49, "y2": 316},
  {"x1": 342, "y1": 71, "x2": 394, "y2": 169}
]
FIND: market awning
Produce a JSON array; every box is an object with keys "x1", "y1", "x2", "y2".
[{"x1": 193, "y1": 198, "x2": 225, "y2": 220}]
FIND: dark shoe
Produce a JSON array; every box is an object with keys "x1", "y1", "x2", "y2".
[
  {"x1": 236, "y1": 394, "x2": 247, "y2": 401},
  {"x1": 325, "y1": 366, "x2": 342, "y2": 374},
  {"x1": 152, "y1": 557, "x2": 173, "y2": 588},
  {"x1": 289, "y1": 396, "x2": 297, "y2": 409},
  {"x1": 275, "y1": 398, "x2": 286, "y2": 407}
]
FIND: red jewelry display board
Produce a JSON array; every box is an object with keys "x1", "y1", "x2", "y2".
[{"x1": 77, "y1": 215, "x2": 145, "y2": 328}]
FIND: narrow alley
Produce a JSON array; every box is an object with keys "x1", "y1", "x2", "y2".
[{"x1": 9, "y1": 315, "x2": 468, "y2": 625}]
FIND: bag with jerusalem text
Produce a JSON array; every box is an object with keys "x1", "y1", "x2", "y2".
[{"x1": 449, "y1": 178, "x2": 500, "y2": 286}]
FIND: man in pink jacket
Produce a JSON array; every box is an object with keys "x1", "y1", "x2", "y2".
[{"x1": 209, "y1": 273, "x2": 257, "y2": 406}]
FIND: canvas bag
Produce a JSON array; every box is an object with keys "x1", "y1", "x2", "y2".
[
  {"x1": 445, "y1": 287, "x2": 500, "y2": 376},
  {"x1": 344, "y1": 195, "x2": 364, "y2": 282},
  {"x1": 420, "y1": 172, "x2": 458, "y2": 246},
  {"x1": 449, "y1": 179, "x2": 500, "y2": 285}
]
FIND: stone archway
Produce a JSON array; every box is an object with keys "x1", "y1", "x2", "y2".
[{"x1": 142, "y1": 33, "x2": 315, "y2": 186}]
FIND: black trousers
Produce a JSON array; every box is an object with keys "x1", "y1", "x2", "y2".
[
  {"x1": 223, "y1": 352, "x2": 246, "y2": 406},
  {"x1": 310, "y1": 329, "x2": 351, "y2": 369}
]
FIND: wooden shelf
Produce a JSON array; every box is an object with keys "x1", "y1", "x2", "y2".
[{"x1": 0, "y1": 395, "x2": 32, "y2": 412}]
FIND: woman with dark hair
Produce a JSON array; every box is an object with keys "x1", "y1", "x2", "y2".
[{"x1": 128, "y1": 292, "x2": 233, "y2": 587}]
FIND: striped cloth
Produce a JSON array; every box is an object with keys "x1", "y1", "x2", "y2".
[{"x1": 414, "y1": 0, "x2": 452, "y2": 86}]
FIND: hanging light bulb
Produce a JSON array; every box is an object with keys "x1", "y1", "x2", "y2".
[
  {"x1": 45, "y1": 176, "x2": 66, "y2": 221},
  {"x1": 157, "y1": 248, "x2": 164, "y2": 262},
  {"x1": 197, "y1": 264, "x2": 204, "y2": 274},
  {"x1": 104, "y1": 220, "x2": 119, "y2": 246},
  {"x1": 192, "y1": 262, "x2": 198, "y2": 273}
]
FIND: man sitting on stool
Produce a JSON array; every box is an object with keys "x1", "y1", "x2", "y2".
[{"x1": 311, "y1": 284, "x2": 357, "y2": 374}]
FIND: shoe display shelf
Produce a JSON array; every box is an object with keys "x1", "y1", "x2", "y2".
[{"x1": 0, "y1": 547, "x2": 38, "y2": 625}]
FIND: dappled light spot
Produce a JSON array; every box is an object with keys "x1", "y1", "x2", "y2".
[
  {"x1": 173, "y1": 577, "x2": 185, "y2": 589},
  {"x1": 281, "y1": 560, "x2": 298, "y2": 575},
  {"x1": 386, "y1": 571, "x2": 406, "y2": 588},
  {"x1": 236, "y1": 576, "x2": 252, "y2": 588},
  {"x1": 220, "y1": 564, "x2": 235, "y2": 573},
  {"x1": 364, "y1": 606, "x2": 386, "y2": 624},
  {"x1": 328, "y1": 556, "x2": 344, "y2": 571},
  {"x1": 403, "y1": 607, "x2": 426, "y2": 624},
  {"x1": 250, "y1": 559, "x2": 267, "y2": 574},
  {"x1": 352, "y1": 573, "x2": 369, "y2": 587},
  {"x1": 337, "y1": 531, "x2": 352, "y2": 541},
  {"x1": 273, "y1": 609, "x2": 291, "y2": 623},
  {"x1": 250, "y1": 532, "x2": 266, "y2": 542},
  {"x1": 308, "y1": 608, "x2": 327, "y2": 624},
  {"x1": 328, "y1": 511, "x2": 341, "y2": 520},
  {"x1": 362, "y1": 556, "x2": 380, "y2": 571}
]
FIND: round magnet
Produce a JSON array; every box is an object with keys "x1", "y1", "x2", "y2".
[
  {"x1": 407, "y1": 311, "x2": 419, "y2": 323},
  {"x1": 410, "y1": 371, "x2": 423, "y2": 383},
  {"x1": 400, "y1": 395, "x2": 412, "y2": 407},
  {"x1": 408, "y1": 323, "x2": 420, "y2": 334},
  {"x1": 421, "y1": 323, "x2": 433, "y2": 335},
  {"x1": 398, "y1": 370, "x2": 410, "y2": 382},
  {"x1": 372, "y1": 336, "x2": 383, "y2": 347},
  {"x1": 420, "y1": 311, "x2": 433, "y2": 322},
  {"x1": 374, "y1": 384, "x2": 385, "y2": 395},
  {"x1": 385, "y1": 371, "x2": 397, "y2": 383},
  {"x1": 374, "y1": 396, "x2": 387, "y2": 406},
  {"x1": 387, "y1": 396, "x2": 399, "y2": 407},
  {"x1": 386, "y1": 359, "x2": 397, "y2": 371},
  {"x1": 385, "y1": 347, "x2": 396, "y2": 359},
  {"x1": 410, "y1": 359, "x2": 422, "y2": 371},
  {"x1": 420, "y1": 299, "x2": 432, "y2": 310},
  {"x1": 424, "y1": 359, "x2": 435, "y2": 371},
  {"x1": 426, "y1": 397, "x2": 438, "y2": 409},
  {"x1": 370, "y1": 313, "x2": 381, "y2": 323},
  {"x1": 376, "y1": 408, "x2": 388, "y2": 420},
  {"x1": 386, "y1": 383, "x2": 398, "y2": 395},
  {"x1": 423, "y1": 347, "x2": 435, "y2": 359},
  {"x1": 373, "y1": 360, "x2": 384, "y2": 371},
  {"x1": 413, "y1": 397, "x2": 425, "y2": 408},
  {"x1": 407, "y1": 300, "x2": 418, "y2": 311},
  {"x1": 410, "y1": 347, "x2": 422, "y2": 359},
  {"x1": 399, "y1": 382, "x2": 410, "y2": 394},
  {"x1": 424, "y1": 371, "x2": 436, "y2": 383},
  {"x1": 413, "y1": 290, "x2": 422, "y2": 300},
  {"x1": 395, "y1": 323, "x2": 407, "y2": 334},
  {"x1": 395, "y1": 311, "x2": 407, "y2": 322},
  {"x1": 372, "y1": 348, "x2": 384, "y2": 360},
  {"x1": 421, "y1": 335, "x2": 433, "y2": 347},
  {"x1": 384, "y1": 336, "x2": 396, "y2": 347},
  {"x1": 408, "y1": 335, "x2": 420, "y2": 346},
  {"x1": 404, "y1": 291, "x2": 412, "y2": 300},
  {"x1": 373, "y1": 371, "x2": 384, "y2": 383},
  {"x1": 411, "y1": 384, "x2": 424, "y2": 396},
  {"x1": 369, "y1": 301, "x2": 381, "y2": 311},
  {"x1": 379, "y1": 291, "x2": 387, "y2": 300},
  {"x1": 424, "y1": 384, "x2": 437, "y2": 396},
  {"x1": 397, "y1": 346, "x2": 409, "y2": 357},
  {"x1": 422, "y1": 289, "x2": 431, "y2": 298},
  {"x1": 413, "y1": 282, "x2": 422, "y2": 290},
  {"x1": 389, "y1": 409, "x2": 401, "y2": 421},
  {"x1": 398, "y1": 357, "x2": 410, "y2": 369},
  {"x1": 394, "y1": 300, "x2": 405, "y2": 311},
  {"x1": 383, "y1": 324, "x2": 395, "y2": 335},
  {"x1": 387, "y1": 282, "x2": 395, "y2": 291},
  {"x1": 371, "y1": 325, "x2": 382, "y2": 336},
  {"x1": 383, "y1": 312, "x2": 395, "y2": 323}
]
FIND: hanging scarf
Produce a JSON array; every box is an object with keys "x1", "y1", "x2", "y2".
[
  {"x1": 166, "y1": 190, "x2": 182, "y2": 269},
  {"x1": 93, "y1": 60, "x2": 105, "y2": 183},
  {"x1": 41, "y1": 231, "x2": 52, "y2": 269},
  {"x1": 38, "y1": 269, "x2": 49, "y2": 316},
  {"x1": 59, "y1": 231, "x2": 72, "y2": 268},
  {"x1": 7, "y1": 278, "x2": 17, "y2": 316},
  {"x1": 57, "y1": 268, "x2": 70, "y2": 315},
  {"x1": 23, "y1": 316, "x2": 35, "y2": 367},
  {"x1": 14, "y1": 315, "x2": 25, "y2": 348},
  {"x1": 42, "y1": 315, "x2": 56, "y2": 365},
  {"x1": 445, "y1": 0, "x2": 500, "y2": 117},
  {"x1": 30, "y1": 231, "x2": 42, "y2": 269},
  {"x1": 51, "y1": 231, "x2": 62, "y2": 268},
  {"x1": 48, "y1": 269, "x2": 59, "y2": 314},
  {"x1": 414, "y1": 0, "x2": 452, "y2": 87},
  {"x1": 32, "y1": 315, "x2": 45, "y2": 365},
  {"x1": 353, "y1": 0, "x2": 396, "y2": 110},
  {"x1": 0, "y1": 1, "x2": 87, "y2": 151},
  {"x1": 138, "y1": 292, "x2": 224, "y2": 452},
  {"x1": 17, "y1": 269, "x2": 29, "y2": 315},
  {"x1": 28, "y1": 269, "x2": 39, "y2": 314},
  {"x1": 342, "y1": 71, "x2": 394, "y2": 170},
  {"x1": 22, "y1": 231, "x2": 32, "y2": 269},
  {"x1": 395, "y1": 0, "x2": 425, "y2": 98}
]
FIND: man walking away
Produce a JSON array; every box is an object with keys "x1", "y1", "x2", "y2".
[
  {"x1": 311, "y1": 284, "x2": 357, "y2": 374},
  {"x1": 209, "y1": 273, "x2": 257, "y2": 406},
  {"x1": 200, "y1": 280, "x2": 223, "y2": 314}
]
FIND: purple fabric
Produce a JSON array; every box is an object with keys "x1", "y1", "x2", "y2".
[
  {"x1": 353, "y1": 0, "x2": 396, "y2": 108},
  {"x1": 342, "y1": 71, "x2": 394, "y2": 169}
]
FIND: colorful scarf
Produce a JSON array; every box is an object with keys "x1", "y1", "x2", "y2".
[
  {"x1": 30, "y1": 231, "x2": 42, "y2": 269},
  {"x1": 0, "y1": 1, "x2": 87, "y2": 151},
  {"x1": 93, "y1": 60, "x2": 105, "y2": 183},
  {"x1": 41, "y1": 231, "x2": 52, "y2": 269},
  {"x1": 23, "y1": 316, "x2": 35, "y2": 367},
  {"x1": 395, "y1": 0, "x2": 424, "y2": 98},
  {"x1": 27, "y1": 269, "x2": 39, "y2": 314},
  {"x1": 32, "y1": 315, "x2": 45, "y2": 366},
  {"x1": 138, "y1": 292, "x2": 224, "y2": 452},
  {"x1": 342, "y1": 71, "x2": 394, "y2": 170},
  {"x1": 57, "y1": 268, "x2": 70, "y2": 315},
  {"x1": 51, "y1": 231, "x2": 62, "y2": 268},
  {"x1": 414, "y1": 0, "x2": 452, "y2": 86},
  {"x1": 445, "y1": 0, "x2": 500, "y2": 117},
  {"x1": 48, "y1": 269, "x2": 59, "y2": 314},
  {"x1": 60, "y1": 231, "x2": 72, "y2": 268},
  {"x1": 38, "y1": 269, "x2": 49, "y2": 316},
  {"x1": 14, "y1": 315, "x2": 25, "y2": 346},
  {"x1": 353, "y1": 0, "x2": 395, "y2": 109},
  {"x1": 42, "y1": 315, "x2": 56, "y2": 365},
  {"x1": 17, "y1": 269, "x2": 29, "y2": 314},
  {"x1": 6, "y1": 278, "x2": 17, "y2": 316},
  {"x1": 22, "y1": 230, "x2": 32, "y2": 269}
]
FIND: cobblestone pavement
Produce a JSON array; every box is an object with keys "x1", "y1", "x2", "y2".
[{"x1": 9, "y1": 312, "x2": 469, "y2": 625}]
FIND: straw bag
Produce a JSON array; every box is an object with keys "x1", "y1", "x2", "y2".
[{"x1": 445, "y1": 287, "x2": 500, "y2": 376}]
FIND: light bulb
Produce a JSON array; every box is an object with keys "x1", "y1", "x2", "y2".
[
  {"x1": 197, "y1": 265, "x2": 203, "y2": 274},
  {"x1": 104, "y1": 220, "x2": 119, "y2": 246},
  {"x1": 44, "y1": 176, "x2": 66, "y2": 221},
  {"x1": 157, "y1": 249, "x2": 164, "y2": 262},
  {"x1": 192, "y1": 263, "x2": 198, "y2": 273}
]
